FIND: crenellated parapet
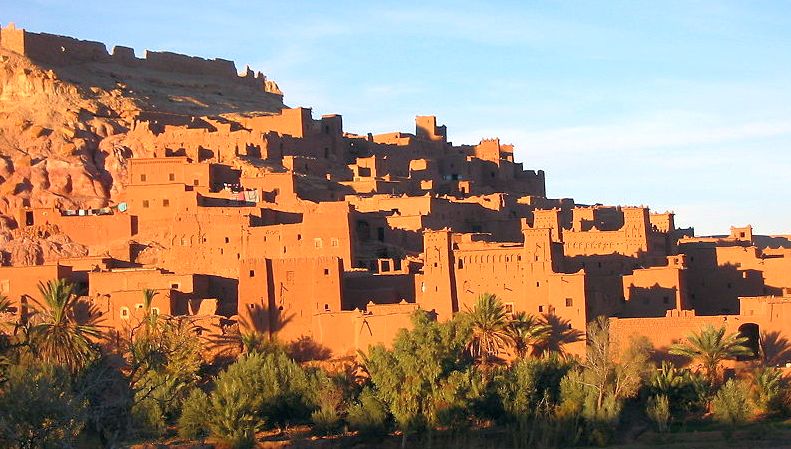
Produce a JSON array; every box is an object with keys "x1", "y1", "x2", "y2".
[{"x1": 0, "y1": 23, "x2": 281, "y2": 97}]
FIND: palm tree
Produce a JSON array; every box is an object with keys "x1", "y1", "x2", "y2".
[
  {"x1": 29, "y1": 279, "x2": 102, "y2": 373},
  {"x1": 465, "y1": 293, "x2": 513, "y2": 368},
  {"x1": 0, "y1": 295, "x2": 13, "y2": 332},
  {"x1": 140, "y1": 288, "x2": 160, "y2": 335},
  {"x1": 509, "y1": 311, "x2": 552, "y2": 358},
  {"x1": 669, "y1": 325, "x2": 752, "y2": 386}
]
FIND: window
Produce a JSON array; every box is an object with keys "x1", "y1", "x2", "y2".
[
  {"x1": 171, "y1": 283, "x2": 180, "y2": 289},
  {"x1": 504, "y1": 302, "x2": 514, "y2": 315},
  {"x1": 120, "y1": 307, "x2": 130, "y2": 320},
  {"x1": 142, "y1": 200, "x2": 150, "y2": 208},
  {"x1": 457, "y1": 259, "x2": 464, "y2": 269},
  {"x1": 297, "y1": 234, "x2": 302, "y2": 241},
  {"x1": 314, "y1": 238, "x2": 323, "y2": 249},
  {"x1": 140, "y1": 174, "x2": 147, "y2": 182},
  {"x1": 135, "y1": 303, "x2": 144, "y2": 310},
  {"x1": 323, "y1": 268, "x2": 330, "y2": 275},
  {"x1": 162, "y1": 199, "x2": 170, "y2": 207},
  {"x1": 193, "y1": 179, "x2": 199, "y2": 186},
  {"x1": 249, "y1": 270, "x2": 255, "y2": 277},
  {"x1": 324, "y1": 303, "x2": 330, "y2": 311},
  {"x1": 536, "y1": 281, "x2": 540, "y2": 287},
  {"x1": 152, "y1": 307, "x2": 160, "y2": 316},
  {"x1": 169, "y1": 173, "x2": 175, "y2": 181},
  {"x1": 331, "y1": 238, "x2": 339, "y2": 247},
  {"x1": 565, "y1": 298, "x2": 573, "y2": 307},
  {"x1": 286, "y1": 271, "x2": 295, "y2": 283},
  {"x1": 224, "y1": 237, "x2": 230, "y2": 244},
  {"x1": 538, "y1": 305, "x2": 544, "y2": 313}
]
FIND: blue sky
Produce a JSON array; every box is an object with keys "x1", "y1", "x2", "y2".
[{"x1": 4, "y1": 1, "x2": 791, "y2": 235}]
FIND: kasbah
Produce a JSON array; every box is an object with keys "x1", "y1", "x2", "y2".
[{"x1": 1, "y1": 23, "x2": 789, "y2": 366}]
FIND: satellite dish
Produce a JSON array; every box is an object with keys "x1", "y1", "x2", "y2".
[{"x1": 117, "y1": 202, "x2": 128, "y2": 212}]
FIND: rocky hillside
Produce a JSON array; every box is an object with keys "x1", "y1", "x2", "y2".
[{"x1": 0, "y1": 45, "x2": 285, "y2": 264}]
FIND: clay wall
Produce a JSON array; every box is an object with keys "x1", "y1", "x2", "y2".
[
  {"x1": 88, "y1": 269, "x2": 199, "y2": 296},
  {"x1": 246, "y1": 202, "x2": 354, "y2": 267},
  {"x1": 128, "y1": 157, "x2": 194, "y2": 186},
  {"x1": 246, "y1": 108, "x2": 311, "y2": 138},
  {"x1": 0, "y1": 23, "x2": 25, "y2": 54},
  {"x1": 563, "y1": 207, "x2": 653, "y2": 258},
  {"x1": 343, "y1": 269, "x2": 415, "y2": 310},
  {"x1": 610, "y1": 298, "x2": 791, "y2": 365},
  {"x1": 156, "y1": 209, "x2": 253, "y2": 286},
  {"x1": 237, "y1": 256, "x2": 343, "y2": 343},
  {"x1": 20, "y1": 207, "x2": 133, "y2": 255},
  {"x1": 90, "y1": 288, "x2": 177, "y2": 331},
  {"x1": 680, "y1": 242, "x2": 768, "y2": 314},
  {"x1": 0, "y1": 264, "x2": 73, "y2": 318},
  {"x1": 473, "y1": 138, "x2": 504, "y2": 163},
  {"x1": 0, "y1": 25, "x2": 284, "y2": 97},
  {"x1": 416, "y1": 230, "x2": 457, "y2": 320},
  {"x1": 415, "y1": 116, "x2": 447, "y2": 142},
  {"x1": 241, "y1": 173, "x2": 298, "y2": 203},
  {"x1": 621, "y1": 258, "x2": 686, "y2": 317},
  {"x1": 312, "y1": 302, "x2": 419, "y2": 356},
  {"x1": 127, "y1": 121, "x2": 266, "y2": 164},
  {"x1": 532, "y1": 208, "x2": 563, "y2": 242},
  {"x1": 143, "y1": 50, "x2": 236, "y2": 77},
  {"x1": 650, "y1": 212, "x2": 675, "y2": 233},
  {"x1": 22, "y1": 29, "x2": 110, "y2": 66}
]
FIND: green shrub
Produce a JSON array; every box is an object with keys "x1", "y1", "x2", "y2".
[
  {"x1": 649, "y1": 361, "x2": 708, "y2": 416},
  {"x1": 497, "y1": 354, "x2": 572, "y2": 422},
  {"x1": 752, "y1": 367, "x2": 788, "y2": 416},
  {"x1": 712, "y1": 379, "x2": 753, "y2": 427},
  {"x1": 364, "y1": 311, "x2": 472, "y2": 434},
  {"x1": 346, "y1": 387, "x2": 389, "y2": 438},
  {"x1": 177, "y1": 388, "x2": 210, "y2": 440},
  {"x1": 73, "y1": 356, "x2": 134, "y2": 446},
  {"x1": 194, "y1": 351, "x2": 325, "y2": 447},
  {"x1": 646, "y1": 394, "x2": 671, "y2": 433},
  {"x1": 311, "y1": 406, "x2": 342, "y2": 435},
  {"x1": 130, "y1": 397, "x2": 166, "y2": 437},
  {"x1": 206, "y1": 363, "x2": 264, "y2": 449},
  {"x1": 0, "y1": 363, "x2": 86, "y2": 449}
]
